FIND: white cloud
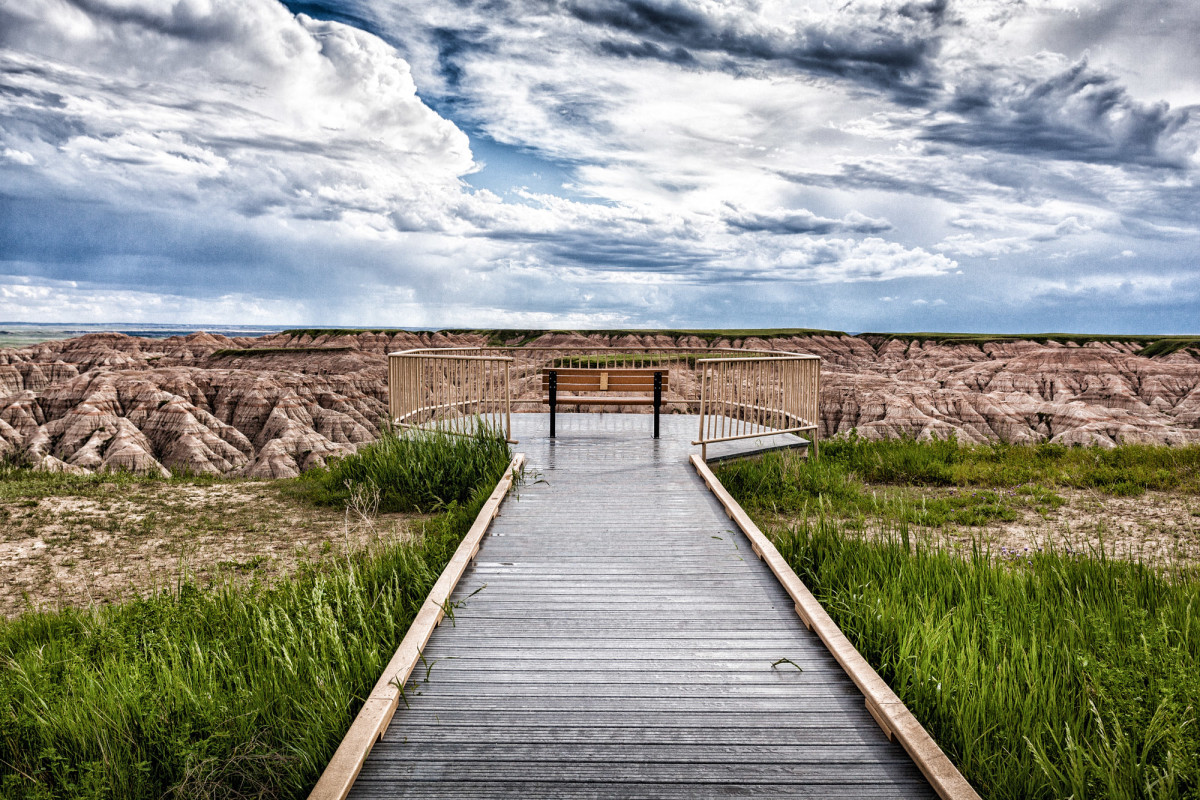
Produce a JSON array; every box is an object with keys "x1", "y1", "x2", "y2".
[
  {"x1": 0, "y1": 274, "x2": 298, "y2": 323},
  {"x1": 0, "y1": 0, "x2": 1197, "y2": 330},
  {"x1": 1, "y1": 147, "x2": 35, "y2": 165},
  {"x1": 0, "y1": 0, "x2": 473, "y2": 227}
]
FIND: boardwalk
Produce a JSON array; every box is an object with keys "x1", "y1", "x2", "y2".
[{"x1": 347, "y1": 414, "x2": 936, "y2": 799}]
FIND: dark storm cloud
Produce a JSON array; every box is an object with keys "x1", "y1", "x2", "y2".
[
  {"x1": 544, "y1": 236, "x2": 714, "y2": 272},
  {"x1": 725, "y1": 207, "x2": 894, "y2": 236},
  {"x1": 597, "y1": 38, "x2": 696, "y2": 65},
  {"x1": 60, "y1": 0, "x2": 250, "y2": 44},
  {"x1": 924, "y1": 60, "x2": 1195, "y2": 169},
  {"x1": 779, "y1": 163, "x2": 970, "y2": 204},
  {"x1": 565, "y1": 0, "x2": 946, "y2": 103},
  {"x1": 461, "y1": 222, "x2": 717, "y2": 275},
  {"x1": 0, "y1": 194, "x2": 286, "y2": 294},
  {"x1": 430, "y1": 26, "x2": 497, "y2": 91}
]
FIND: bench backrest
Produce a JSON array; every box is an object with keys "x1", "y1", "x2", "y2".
[{"x1": 542, "y1": 368, "x2": 668, "y2": 394}]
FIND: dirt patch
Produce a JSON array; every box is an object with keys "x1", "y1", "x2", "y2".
[
  {"x1": 963, "y1": 488, "x2": 1200, "y2": 565},
  {"x1": 0, "y1": 480, "x2": 421, "y2": 618},
  {"x1": 770, "y1": 487, "x2": 1200, "y2": 567}
]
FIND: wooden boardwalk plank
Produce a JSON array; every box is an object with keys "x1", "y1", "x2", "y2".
[{"x1": 342, "y1": 414, "x2": 940, "y2": 800}]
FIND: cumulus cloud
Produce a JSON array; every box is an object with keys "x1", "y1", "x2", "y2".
[
  {"x1": 0, "y1": 0, "x2": 474, "y2": 226},
  {"x1": 0, "y1": 272, "x2": 302, "y2": 323}
]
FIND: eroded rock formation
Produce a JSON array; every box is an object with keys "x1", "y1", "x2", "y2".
[
  {"x1": 0, "y1": 330, "x2": 455, "y2": 477},
  {"x1": 0, "y1": 330, "x2": 1196, "y2": 477}
]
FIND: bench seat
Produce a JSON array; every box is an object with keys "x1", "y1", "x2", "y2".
[
  {"x1": 548, "y1": 396, "x2": 657, "y2": 405},
  {"x1": 543, "y1": 367, "x2": 667, "y2": 437}
]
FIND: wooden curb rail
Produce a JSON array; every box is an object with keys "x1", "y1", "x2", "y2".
[
  {"x1": 690, "y1": 454, "x2": 982, "y2": 800},
  {"x1": 309, "y1": 453, "x2": 526, "y2": 800}
]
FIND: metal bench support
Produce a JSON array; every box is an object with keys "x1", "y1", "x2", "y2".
[
  {"x1": 654, "y1": 370, "x2": 662, "y2": 439},
  {"x1": 549, "y1": 370, "x2": 557, "y2": 439}
]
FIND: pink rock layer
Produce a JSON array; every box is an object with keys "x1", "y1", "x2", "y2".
[{"x1": 0, "y1": 331, "x2": 1196, "y2": 478}]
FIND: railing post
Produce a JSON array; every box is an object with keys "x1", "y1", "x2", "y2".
[
  {"x1": 548, "y1": 369, "x2": 557, "y2": 439},
  {"x1": 504, "y1": 362, "x2": 512, "y2": 442}
]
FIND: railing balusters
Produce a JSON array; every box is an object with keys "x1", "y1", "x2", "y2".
[{"x1": 388, "y1": 345, "x2": 818, "y2": 452}]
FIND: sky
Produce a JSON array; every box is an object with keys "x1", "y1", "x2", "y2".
[{"x1": 0, "y1": 0, "x2": 1198, "y2": 332}]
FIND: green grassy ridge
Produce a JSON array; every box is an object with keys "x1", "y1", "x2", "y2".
[
  {"x1": 0, "y1": 429, "x2": 514, "y2": 800},
  {"x1": 0, "y1": 511, "x2": 472, "y2": 799},
  {"x1": 448, "y1": 328, "x2": 847, "y2": 347},
  {"x1": 278, "y1": 329, "x2": 413, "y2": 338},
  {"x1": 272, "y1": 328, "x2": 1199, "y2": 357},
  {"x1": 209, "y1": 346, "x2": 355, "y2": 357},
  {"x1": 860, "y1": 331, "x2": 1200, "y2": 354},
  {"x1": 1139, "y1": 339, "x2": 1200, "y2": 358},
  {"x1": 759, "y1": 515, "x2": 1200, "y2": 799}
]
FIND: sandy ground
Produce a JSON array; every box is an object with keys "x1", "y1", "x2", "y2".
[
  {"x1": 770, "y1": 487, "x2": 1200, "y2": 567},
  {"x1": 960, "y1": 488, "x2": 1200, "y2": 564},
  {"x1": 0, "y1": 481, "x2": 420, "y2": 618},
  {"x1": 4, "y1": 477, "x2": 1197, "y2": 619}
]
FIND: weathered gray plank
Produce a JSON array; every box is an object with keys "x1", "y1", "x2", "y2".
[
  {"x1": 355, "y1": 759, "x2": 923, "y2": 783},
  {"x1": 349, "y1": 781, "x2": 929, "y2": 799},
  {"x1": 345, "y1": 414, "x2": 935, "y2": 800}
]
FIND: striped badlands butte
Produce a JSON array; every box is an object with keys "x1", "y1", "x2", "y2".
[{"x1": 0, "y1": 330, "x2": 1196, "y2": 477}]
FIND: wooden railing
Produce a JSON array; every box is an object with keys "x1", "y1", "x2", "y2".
[
  {"x1": 388, "y1": 348, "x2": 514, "y2": 442},
  {"x1": 388, "y1": 345, "x2": 820, "y2": 454},
  {"x1": 693, "y1": 353, "x2": 820, "y2": 459}
]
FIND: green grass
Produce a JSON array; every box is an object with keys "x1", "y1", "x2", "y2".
[
  {"x1": 715, "y1": 436, "x2": 1200, "y2": 529},
  {"x1": 758, "y1": 513, "x2": 1200, "y2": 799},
  {"x1": 718, "y1": 435, "x2": 1200, "y2": 797},
  {"x1": 439, "y1": 328, "x2": 846, "y2": 347},
  {"x1": 274, "y1": 328, "x2": 1199, "y2": 356},
  {"x1": 279, "y1": 329, "x2": 412, "y2": 337},
  {"x1": 816, "y1": 434, "x2": 1200, "y2": 495},
  {"x1": 0, "y1": 429, "x2": 513, "y2": 800},
  {"x1": 0, "y1": 463, "x2": 235, "y2": 501},
  {"x1": 288, "y1": 425, "x2": 512, "y2": 513},
  {"x1": 1139, "y1": 339, "x2": 1200, "y2": 358},
  {"x1": 859, "y1": 331, "x2": 1200, "y2": 356}
]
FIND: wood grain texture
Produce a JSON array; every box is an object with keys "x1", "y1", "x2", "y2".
[
  {"x1": 335, "y1": 415, "x2": 945, "y2": 799},
  {"x1": 691, "y1": 452, "x2": 981, "y2": 800},
  {"x1": 308, "y1": 454, "x2": 526, "y2": 800}
]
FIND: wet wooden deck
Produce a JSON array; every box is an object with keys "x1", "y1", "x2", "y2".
[{"x1": 347, "y1": 414, "x2": 935, "y2": 799}]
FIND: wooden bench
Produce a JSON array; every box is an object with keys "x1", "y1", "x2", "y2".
[{"x1": 542, "y1": 367, "x2": 666, "y2": 438}]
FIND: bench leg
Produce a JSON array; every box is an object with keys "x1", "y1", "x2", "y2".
[
  {"x1": 549, "y1": 370, "x2": 557, "y2": 438},
  {"x1": 653, "y1": 371, "x2": 662, "y2": 439}
]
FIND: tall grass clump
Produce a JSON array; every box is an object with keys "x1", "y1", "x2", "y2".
[
  {"x1": 0, "y1": 430, "x2": 512, "y2": 799},
  {"x1": 819, "y1": 432, "x2": 1200, "y2": 495},
  {"x1": 751, "y1": 512, "x2": 1200, "y2": 799},
  {"x1": 716, "y1": 450, "x2": 1023, "y2": 528},
  {"x1": 716, "y1": 436, "x2": 1200, "y2": 530},
  {"x1": 291, "y1": 424, "x2": 512, "y2": 512}
]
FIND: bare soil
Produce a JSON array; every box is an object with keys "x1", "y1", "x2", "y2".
[
  {"x1": 771, "y1": 487, "x2": 1200, "y2": 566},
  {"x1": 0, "y1": 480, "x2": 420, "y2": 618},
  {"x1": 962, "y1": 488, "x2": 1200, "y2": 565}
]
